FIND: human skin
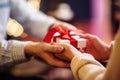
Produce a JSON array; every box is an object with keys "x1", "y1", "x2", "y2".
[
  {"x1": 24, "y1": 41, "x2": 70, "y2": 67},
  {"x1": 79, "y1": 33, "x2": 112, "y2": 61}
]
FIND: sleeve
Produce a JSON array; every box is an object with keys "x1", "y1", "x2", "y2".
[
  {"x1": 9, "y1": 0, "x2": 57, "y2": 40},
  {"x1": 103, "y1": 30, "x2": 120, "y2": 80},
  {"x1": 0, "y1": 40, "x2": 29, "y2": 68},
  {"x1": 70, "y1": 53, "x2": 106, "y2": 80}
]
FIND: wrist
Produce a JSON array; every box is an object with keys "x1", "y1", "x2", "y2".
[
  {"x1": 24, "y1": 42, "x2": 36, "y2": 59},
  {"x1": 25, "y1": 52, "x2": 32, "y2": 60},
  {"x1": 69, "y1": 52, "x2": 81, "y2": 61}
]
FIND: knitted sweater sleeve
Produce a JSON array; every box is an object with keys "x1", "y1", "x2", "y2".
[
  {"x1": 0, "y1": 40, "x2": 29, "y2": 68},
  {"x1": 71, "y1": 53, "x2": 106, "y2": 80}
]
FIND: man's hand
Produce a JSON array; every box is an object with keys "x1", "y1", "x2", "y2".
[
  {"x1": 25, "y1": 42, "x2": 70, "y2": 67},
  {"x1": 51, "y1": 21, "x2": 77, "y2": 30}
]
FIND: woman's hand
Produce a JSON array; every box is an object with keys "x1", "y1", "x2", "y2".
[
  {"x1": 53, "y1": 43, "x2": 82, "y2": 62},
  {"x1": 80, "y1": 33, "x2": 112, "y2": 61}
]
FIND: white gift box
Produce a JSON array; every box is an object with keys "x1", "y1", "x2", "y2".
[{"x1": 53, "y1": 32, "x2": 86, "y2": 48}]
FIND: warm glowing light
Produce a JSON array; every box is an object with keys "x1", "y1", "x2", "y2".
[{"x1": 7, "y1": 19, "x2": 24, "y2": 37}]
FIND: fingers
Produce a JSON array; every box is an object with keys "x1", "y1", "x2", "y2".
[
  {"x1": 37, "y1": 42, "x2": 70, "y2": 67},
  {"x1": 51, "y1": 21, "x2": 77, "y2": 30},
  {"x1": 40, "y1": 42, "x2": 64, "y2": 53},
  {"x1": 47, "y1": 58, "x2": 70, "y2": 67},
  {"x1": 46, "y1": 44, "x2": 64, "y2": 53},
  {"x1": 42, "y1": 53, "x2": 70, "y2": 67},
  {"x1": 61, "y1": 22, "x2": 77, "y2": 30},
  {"x1": 80, "y1": 33, "x2": 97, "y2": 41},
  {"x1": 54, "y1": 54, "x2": 70, "y2": 61},
  {"x1": 52, "y1": 43, "x2": 81, "y2": 60},
  {"x1": 80, "y1": 33, "x2": 101, "y2": 46}
]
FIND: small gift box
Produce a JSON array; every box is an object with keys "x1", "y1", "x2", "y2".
[{"x1": 43, "y1": 26, "x2": 87, "y2": 49}]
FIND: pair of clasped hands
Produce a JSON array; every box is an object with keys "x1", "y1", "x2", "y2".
[{"x1": 24, "y1": 22, "x2": 111, "y2": 68}]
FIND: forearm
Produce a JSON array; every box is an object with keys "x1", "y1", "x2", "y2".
[
  {"x1": 10, "y1": 0, "x2": 56, "y2": 40},
  {"x1": 71, "y1": 53, "x2": 106, "y2": 80}
]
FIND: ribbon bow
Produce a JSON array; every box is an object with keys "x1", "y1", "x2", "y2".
[{"x1": 43, "y1": 26, "x2": 86, "y2": 49}]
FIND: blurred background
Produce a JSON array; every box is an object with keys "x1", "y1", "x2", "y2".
[{"x1": 39, "y1": 0, "x2": 116, "y2": 44}]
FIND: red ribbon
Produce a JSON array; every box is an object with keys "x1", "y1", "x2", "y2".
[{"x1": 43, "y1": 26, "x2": 86, "y2": 48}]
